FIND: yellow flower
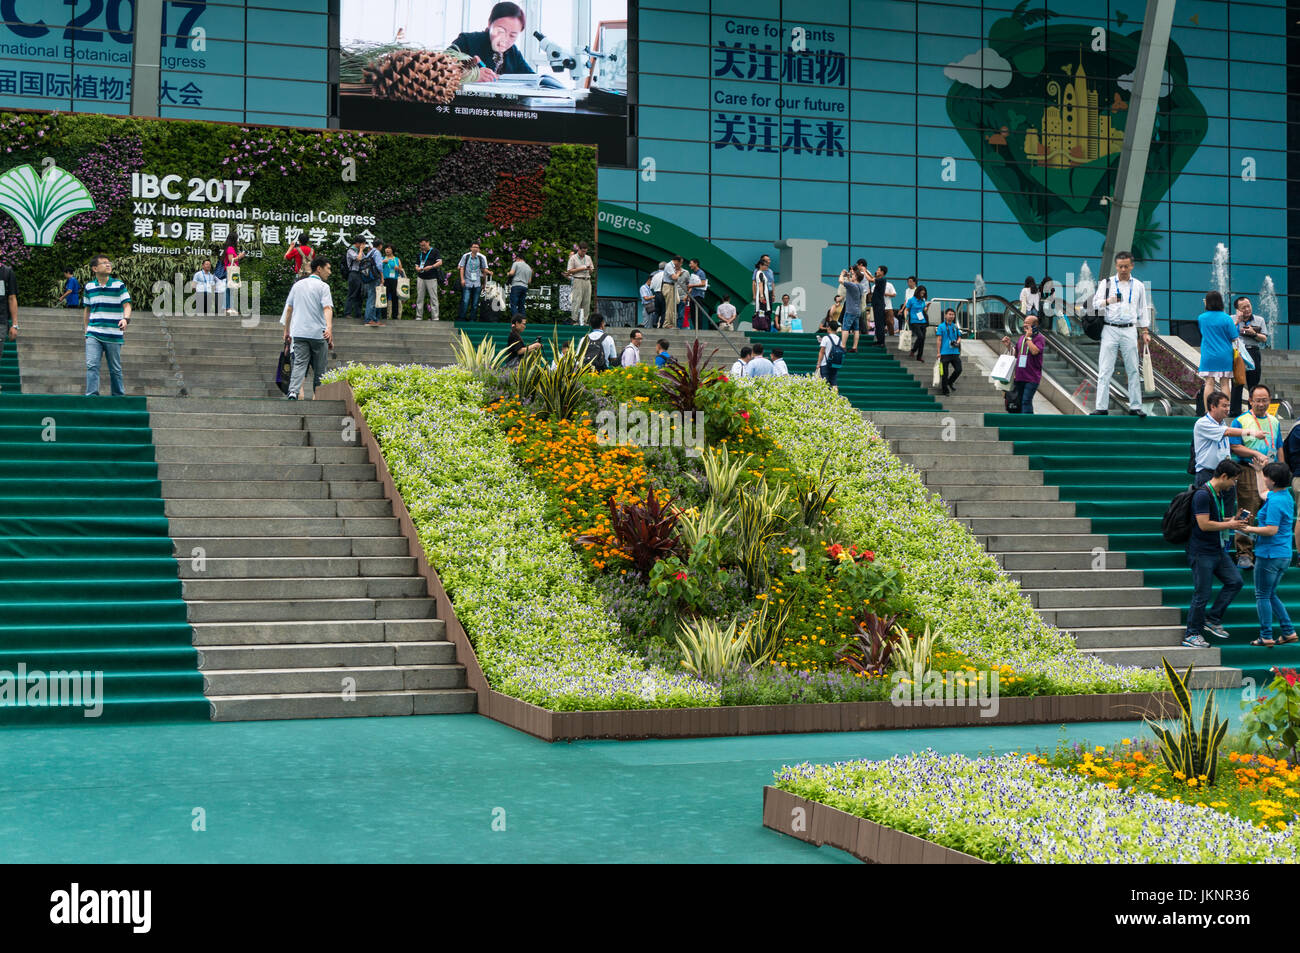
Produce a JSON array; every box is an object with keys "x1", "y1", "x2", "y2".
[{"x1": 1173, "y1": 770, "x2": 1186, "y2": 781}]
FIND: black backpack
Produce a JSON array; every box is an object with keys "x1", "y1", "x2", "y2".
[
  {"x1": 827, "y1": 337, "x2": 846, "y2": 368},
  {"x1": 359, "y1": 251, "x2": 381, "y2": 282},
  {"x1": 1162, "y1": 487, "x2": 1199, "y2": 544},
  {"x1": 1186, "y1": 440, "x2": 1197, "y2": 476},
  {"x1": 585, "y1": 332, "x2": 609, "y2": 372}
]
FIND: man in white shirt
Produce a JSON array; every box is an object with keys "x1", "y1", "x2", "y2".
[
  {"x1": 776, "y1": 294, "x2": 798, "y2": 332},
  {"x1": 661, "y1": 256, "x2": 680, "y2": 328},
  {"x1": 282, "y1": 256, "x2": 334, "y2": 400},
  {"x1": 882, "y1": 278, "x2": 897, "y2": 334},
  {"x1": 191, "y1": 259, "x2": 217, "y2": 315},
  {"x1": 730, "y1": 346, "x2": 752, "y2": 378},
  {"x1": 584, "y1": 312, "x2": 617, "y2": 369},
  {"x1": 639, "y1": 278, "x2": 656, "y2": 328},
  {"x1": 752, "y1": 254, "x2": 774, "y2": 328},
  {"x1": 1090, "y1": 250, "x2": 1151, "y2": 417},
  {"x1": 566, "y1": 241, "x2": 594, "y2": 323},
  {"x1": 621, "y1": 329, "x2": 643, "y2": 367},
  {"x1": 772, "y1": 349, "x2": 788, "y2": 376},
  {"x1": 714, "y1": 294, "x2": 737, "y2": 330},
  {"x1": 747, "y1": 342, "x2": 775, "y2": 377},
  {"x1": 648, "y1": 265, "x2": 667, "y2": 328},
  {"x1": 1193, "y1": 392, "x2": 1263, "y2": 486}
]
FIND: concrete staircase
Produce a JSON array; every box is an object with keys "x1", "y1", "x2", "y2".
[
  {"x1": 149, "y1": 395, "x2": 476, "y2": 719},
  {"x1": 886, "y1": 330, "x2": 1019, "y2": 414},
  {"x1": 865, "y1": 409, "x2": 1241, "y2": 688}
]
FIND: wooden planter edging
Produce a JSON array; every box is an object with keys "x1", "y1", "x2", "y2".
[
  {"x1": 762, "y1": 786, "x2": 988, "y2": 864},
  {"x1": 318, "y1": 380, "x2": 1178, "y2": 742}
]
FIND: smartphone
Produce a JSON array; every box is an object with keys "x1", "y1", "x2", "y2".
[{"x1": 1237, "y1": 509, "x2": 1251, "y2": 521}]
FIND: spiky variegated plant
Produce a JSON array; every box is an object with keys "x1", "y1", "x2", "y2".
[
  {"x1": 450, "y1": 330, "x2": 507, "y2": 380},
  {"x1": 0, "y1": 164, "x2": 95, "y2": 246},
  {"x1": 1145, "y1": 658, "x2": 1230, "y2": 784}
]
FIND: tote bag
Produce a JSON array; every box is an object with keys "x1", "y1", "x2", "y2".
[
  {"x1": 990, "y1": 353, "x2": 1016, "y2": 385},
  {"x1": 932, "y1": 357, "x2": 943, "y2": 388},
  {"x1": 899, "y1": 326, "x2": 913, "y2": 351}
]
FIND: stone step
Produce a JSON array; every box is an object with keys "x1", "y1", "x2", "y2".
[
  {"x1": 1026, "y1": 587, "x2": 1164, "y2": 609},
  {"x1": 891, "y1": 439, "x2": 1014, "y2": 456},
  {"x1": 156, "y1": 463, "x2": 376, "y2": 481},
  {"x1": 928, "y1": 483, "x2": 1060, "y2": 502},
  {"x1": 152, "y1": 427, "x2": 313, "y2": 447},
  {"x1": 165, "y1": 499, "x2": 392, "y2": 519},
  {"x1": 923, "y1": 469, "x2": 1043, "y2": 486},
  {"x1": 202, "y1": 663, "x2": 466, "y2": 695},
  {"x1": 865, "y1": 410, "x2": 987, "y2": 427},
  {"x1": 173, "y1": 536, "x2": 409, "y2": 558},
  {"x1": 901, "y1": 452, "x2": 1028, "y2": 471},
  {"x1": 1071, "y1": 625, "x2": 1191, "y2": 649},
  {"x1": 1038, "y1": 605, "x2": 1181, "y2": 627},
  {"x1": 150, "y1": 411, "x2": 310, "y2": 431},
  {"x1": 996, "y1": 550, "x2": 1128, "y2": 570},
  {"x1": 961, "y1": 516, "x2": 1093, "y2": 535},
  {"x1": 185, "y1": 597, "x2": 436, "y2": 623},
  {"x1": 191, "y1": 618, "x2": 444, "y2": 644},
  {"x1": 146, "y1": 397, "x2": 346, "y2": 415},
  {"x1": 209, "y1": 688, "x2": 477, "y2": 720},
  {"x1": 178, "y1": 555, "x2": 416, "y2": 578},
  {"x1": 162, "y1": 480, "x2": 385, "y2": 499},
  {"x1": 1082, "y1": 645, "x2": 1224, "y2": 671},
  {"x1": 168, "y1": 517, "x2": 399, "y2": 538},
  {"x1": 153, "y1": 446, "x2": 369, "y2": 465},
  {"x1": 876, "y1": 424, "x2": 1001, "y2": 442},
  {"x1": 182, "y1": 576, "x2": 427, "y2": 601},
  {"x1": 952, "y1": 500, "x2": 1076, "y2": 518},
  {"x1": 1007, "y1": 568, "x2": 1144, "y2": 589},
  {"x1": 980, "y1": 533, "x2": 1108, "y2": 553},
  {"x1": 197, "y1": 640, "x2": 456, "y2": 669}
]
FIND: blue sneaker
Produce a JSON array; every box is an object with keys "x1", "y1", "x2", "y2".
[
  {"x1": 1204, "y1": 621, "x2": 1231, "y2": 640},
  {"x1": 1181, "y1": 634, "x2": 1210, "y2": 648}
]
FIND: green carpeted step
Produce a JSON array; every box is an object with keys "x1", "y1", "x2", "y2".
[
  {"x1": 0, "y1": 459, "x2": 161, "y2": 479},
  {"x1": 0, "y1": 424, "x2": 153, "y2": 443},
  {"x1": 0, "y1": 577, "x2": 182, "y2": 603},
  {"x1": 986, "y1": 413, "x2": 1194, "y2": 430},
  {"x1": 0, "y1": 498, "x2": 166, "y2": 518},
  {"x1": 0, "y1": 441, "x2": 156, "y2": 462},
  {"x1": 0, "y1": 598, "x2": 188, "y2": 626},
  {"x1": 0, "y1": 479, "x2": 163, "y2": 499},
  {"x1": 0, "y1": 622, "x2": 195, "y2": 649},
  {"x1": 0, "y1": 515, "x2": 172, "y2": 538},
  {"x1": 0, "y1": 695, "x2": 211, "y2": 727},
  {"x1": 0, "y1": 646, "x2": 200, "y2": 672}
]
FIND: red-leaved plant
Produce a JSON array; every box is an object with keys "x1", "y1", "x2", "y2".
[
  {"x1": 658, "y1": 340, "x2": 718, "y2": 412},
  {"x1": 578, "y1": 489, "x2": 680, "y2": 575},
  {"x1": 834, "y1": 612, "x2": 901, "y2": 676}
]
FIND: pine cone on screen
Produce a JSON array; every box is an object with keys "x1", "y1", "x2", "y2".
[{"x1": 364, "y1": 49, "x2": 465, "y2": 105}]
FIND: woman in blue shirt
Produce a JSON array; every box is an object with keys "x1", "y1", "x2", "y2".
[
  {"x1": 936, "y1": 306, "x2": 962, "y2": 395},
  {"x1": 381, "y1": 245, "x2": 405, "y2": 322},
  {"x1": 1241, "y1": 462, "x2": 1299, "y2": 646},
  {"x1": 1197, "y1": 290, "x2": 1239, "y2": 415},
  {"x1": 905, "y1": 284, "x2": 929, "y2": 362}
]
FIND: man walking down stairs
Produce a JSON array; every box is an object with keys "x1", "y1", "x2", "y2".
[{"x1": 150, "y1": 396, "x2": 476, "y2": 719}]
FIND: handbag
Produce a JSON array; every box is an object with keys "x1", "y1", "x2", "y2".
[
  {"x1": 932, "y1": 356, "x2": 943, "y2": 388},
  {"x1": 1142, "y1": 344, "x2": 1155, "y2": 392},
  {"x1": 375, "y1": 283, "x2": 388, "y2": 309},
  {"x1": 752, "y1": 310, "x2": 771, "y2": 332},
  {"x1": 275, "y1": 341, "x2": 293, "y2": 395},
  {"x1": 226, "y1": 264, "x2": 241, "y2": 288},
  {"x1": 396, "y1": 276, "x2": 410, "y2": 300},
  {"x1": 990, "y1": 352, "x2": 1016, "y2": 384},
  {"x1": 899, "y1": 327, "x2": 913, "y2": 351},
  {"x1": 1232, "y1": 347, "x2": 1247, "y2": 387}
]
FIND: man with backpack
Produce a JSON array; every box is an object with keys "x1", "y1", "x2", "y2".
[
  {"x1": 1180, "y1": 458, "x2": 1247, "y2": 648},
  {"x1": 583, "y1": 313, "x2": 616, "y2": 371},
  {"x1": 818, "y1": 319, "x2": 844, "y2": 391},
  {"x1": 458, "y1": 242, "x2": 491, "y2": 322}
]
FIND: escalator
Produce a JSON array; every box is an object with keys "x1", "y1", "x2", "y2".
[{"x1": 951, "y1": 295, "x2": 1202, "y2": 416}]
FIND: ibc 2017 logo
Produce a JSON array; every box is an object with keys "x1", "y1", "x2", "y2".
[{"x1": 0, "y1": 163, "x2": 96, "y2": 246}]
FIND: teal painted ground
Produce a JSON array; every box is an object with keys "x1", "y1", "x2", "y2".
[{"x1": 0, "y1": 695, "x2": 1249, "y2": 862}]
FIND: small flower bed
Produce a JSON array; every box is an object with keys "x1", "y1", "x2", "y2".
[
  {"x1": 746, "y1": 377, "x2": 1166, "y2": 695},
  {"x1": 1039, "y1": 740, "x2": 1299, "y2": 831},
  {"x1": 773, "y1": 751, "x2": 1300, "y2": 863}
]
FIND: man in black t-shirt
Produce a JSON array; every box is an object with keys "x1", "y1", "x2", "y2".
[
  {"x1": 1183, "y1": 458, "x2": 1245, "y2": 649},
  {"x1": 414, "y1": 240, "x2": 443, "y2": 321},
  {"x1": 503, "y1": 313, "x2": 541, "y2": 366},
  {"x1": 871, "y1": 264, "x2": 889, "y2": 346},
  {"x1": 0, "y1": 264, "x2": 17, "y2": 340}
]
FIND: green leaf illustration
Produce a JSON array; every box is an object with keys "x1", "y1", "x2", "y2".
[{"x1": 0, "y1": 164, "x2": 96, "y2": 246}]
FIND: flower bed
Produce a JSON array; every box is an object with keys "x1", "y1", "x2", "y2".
[
  {"x1": 746, "y1": 377, "x2": 1166, "y2": 695},
  {"x1": 323, "y1": 363, "x2": 717, "y2": 711},
  {"x1": 773, "y1": 751, "x2": 1300, "y2": 863}
]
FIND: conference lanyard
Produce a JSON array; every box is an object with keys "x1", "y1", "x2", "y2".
[
  {"x1": 1249, "y1": 415, "x2": 1276, "y2": 457},
  {"x1": 419, "y1": 250, "x2": 435, "y2": 269}
]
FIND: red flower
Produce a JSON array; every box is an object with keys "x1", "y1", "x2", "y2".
[
  {"x1": 719, "y1": 374, "x2": 729, "y2": 382},
  {"x1": 1280, "y1": 667, "x2": 1299, "y2": 687},
  {"x1": 862, "y1": 551, "x2": 875, "y2": 562},
  {"x1": 674, "y1": 571, "x2": 688, "y2": 581},
  {"x1": 739, "y1": 411, "x2": 750, "y2": 420},
  {"x1": 826, "y1": 544, "x2": 844, "y2": 559}
]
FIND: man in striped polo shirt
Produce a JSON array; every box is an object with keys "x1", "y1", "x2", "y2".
[{"x1": 82, "y1": 254, "x2": 132, "y2": 396}]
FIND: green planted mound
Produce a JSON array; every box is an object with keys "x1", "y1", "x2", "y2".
[
  {"x1": 773, "y1": 751, "x2": 1299, "y2": 863},
  {"x1": 989, "y1": 413, "x2": 1296, "y2": 683},
  {"x1": 0, "y1": 394, "x2": 207, "y2": 724},
  {"x1": 329, "y1": 346, "x2": 1162, "y2": 712}
]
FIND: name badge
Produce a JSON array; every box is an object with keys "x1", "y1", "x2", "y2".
[{"x1": 1018, "y1": 354, "x2": 1028, "y2": 368}]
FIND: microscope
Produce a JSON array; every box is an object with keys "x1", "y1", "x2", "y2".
[{"x1": 532, "y1": 31, "x2": 618, "y2": 85}]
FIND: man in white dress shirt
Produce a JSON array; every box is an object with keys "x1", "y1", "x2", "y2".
[{"x1": 1089, "y1": 251, "x2": 1151, "y2": 417}]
